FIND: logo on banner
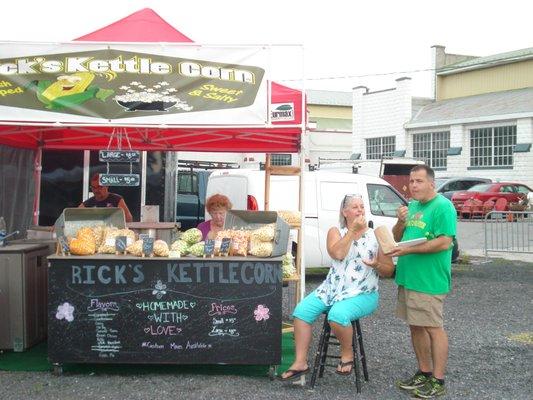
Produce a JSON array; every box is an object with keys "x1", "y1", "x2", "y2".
[
  {"x1": 271, "y1": 103, "x2": 294, "y2": 121},
  {"x1": 0, "y1": 49, "x2": 265, "y2": 120}
]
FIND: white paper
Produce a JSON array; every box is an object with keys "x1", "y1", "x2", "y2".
[{"x1": 397, "y1": 238, "x2": 427, "y2": 247}]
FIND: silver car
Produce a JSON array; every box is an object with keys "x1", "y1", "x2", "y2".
[{"x1": 435, "y1": 177, "x2": 492, "y2": 200}]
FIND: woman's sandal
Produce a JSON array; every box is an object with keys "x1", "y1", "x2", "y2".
[
  {"x1": 335, "y1": 360, "x2": 354, "y2": 376},
  {"x1": 277, "y1": 367, "x2": 310, "y2": 381}
]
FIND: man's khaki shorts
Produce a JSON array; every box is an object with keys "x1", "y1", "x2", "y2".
[{"x1": 396, "y1": 286, "x2": 446, "y2": 327}]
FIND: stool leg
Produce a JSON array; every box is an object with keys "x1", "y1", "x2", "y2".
[
  {"x1": 355, "y1": 320, "x2": 369, "y2": 381},
  {"x1": 318, "y1": 319, "x2": 331, "y2": 378},
  {"x1": 310, "y1": 316, "x2": 329, "y2": 389},
  {"x1": 351, "y1": 321, "x2": 362, "y2": 393}
]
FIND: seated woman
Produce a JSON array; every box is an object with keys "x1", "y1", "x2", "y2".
[
  {"x1": 197, "y1": 194, "x2": 232, "y2": 240},
  {"x1": 279, "y1": 194, "x2": 395, "y2": 381}
]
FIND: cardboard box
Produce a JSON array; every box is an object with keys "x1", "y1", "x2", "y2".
[
  {"x1": 224, "y1": 210, "x2": 290, "y2": 257},
  {"x1": 141, "y1": 205, "x2": 160, "y2": 222}
]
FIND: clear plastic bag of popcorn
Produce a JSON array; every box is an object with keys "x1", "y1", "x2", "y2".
[
  {"x1": 230, "y1": 229, "x2": 250, "y2": 256},
  {"x1": 249, "y1": 238, "x2": 273, "y2": 257},
  {"x1": 277, "y1": 210, "x2": 301, "y2": 226},
  {"x1": 126, "y1": 239, "x2": 143, "y2": 256},
  {"x1": 153, "y1": 240, "x2": 170, "y2": 257},
  {"x1": 251, "y1": 223, "x2": 276, "y2": 242},
  {"x1": 98, "y1": 228, "x2": 136, "y2": 254}
]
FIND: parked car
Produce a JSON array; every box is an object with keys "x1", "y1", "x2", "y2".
[
  {"x1": 451, "y1": 182, "x2": 532, "y2": 211},
  {"x1": 435, "y1": 177, "x2": 492, "y2": 200},
  {"x1": 175, "y1": 169, "x2": 212, "y2": 230}
]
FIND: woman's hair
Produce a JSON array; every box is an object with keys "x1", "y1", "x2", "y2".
[
  {"x1": 338, "y1": 194, "x2": 363, "y2": 228},
  {"x1": 206, "y1": 194, "x2": 233, "y2": 213}
]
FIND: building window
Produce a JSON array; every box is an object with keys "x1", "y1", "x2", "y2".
[
  {"x1": 470, "y1": 126, "x2": 516, "y2": 167},
  {"x1": 365, "y1": 136, "x2": 396, "y2": 159},
  {"x1": 271, "y1": 154, "x2": 292, "y2": 166},
  {"x1": 413, "y1": 131, "x2": 450, "y2": 168}
]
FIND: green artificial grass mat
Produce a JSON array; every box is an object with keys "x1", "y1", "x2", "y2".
[{"x1": 0, "y1": 332, "x2": 294, "y2": 377}]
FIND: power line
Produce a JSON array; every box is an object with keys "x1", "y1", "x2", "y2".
[
  {"x1": 281, "y1": 68, "x2": 433, "y2": 82},
  {"x1": 279, "y1": 56, "x2": 532, "y2": 82}
]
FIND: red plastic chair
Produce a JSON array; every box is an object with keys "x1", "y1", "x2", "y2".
[
  {"x1": 494, "y1": 198, "x2": 508, "y2": 211},
  {"x1": 460, "y1": 199, "x2": 483, "y2": 219},
  {"x1": 482, "y1": 197, "x2": 497, "y2": 217},
  {"x1": 491, "y1": 197, "x2": 508, "y2": 220}
]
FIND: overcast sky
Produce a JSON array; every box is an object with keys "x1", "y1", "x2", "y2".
[{"x1": 1, "y1": 0, "x2": 532, "y2": 96}]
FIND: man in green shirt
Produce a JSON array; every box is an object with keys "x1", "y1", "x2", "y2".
[{"x1": 389, "y1": 165, "x2": 456, "y2": 398}]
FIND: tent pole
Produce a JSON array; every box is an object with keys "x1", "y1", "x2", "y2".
[
  {"x1": 141, "y1": 151, "x2": 147, "y2": 208},
  {"x1": 32, "y1": 147, "x2": 42, "y2": 225},
  {"x1": 83, "y1": 150, "x2": 90, "y2": 201},
  {"x1": 299, "y1": 44, "x2": 306, "y2": 301}
]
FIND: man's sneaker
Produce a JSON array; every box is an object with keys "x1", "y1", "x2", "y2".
[
  {"x1": 411, "y1": 377, "x2": 446, "y2": 398},
  {"x1": 396, "y1": 371, "x2": 429, "y2": 390}
]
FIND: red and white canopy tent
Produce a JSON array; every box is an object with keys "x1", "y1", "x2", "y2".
[
  {"x1": 0, "y1": 8, "x2": 304, "y2": 152},
  {"x1": 0, "y1": 10, "x2": 306, "y2": 284},
  {"x1": 0, "y1": 9, "x2": 307, "y2": 301}
]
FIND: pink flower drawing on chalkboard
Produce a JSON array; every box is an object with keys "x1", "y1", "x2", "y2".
[
  {"x1": 254, "y1": 304, "x2": 270, "y2": 322},
  {"x1": 56, "y1": 302, "x2": 75, "y2": 322}
]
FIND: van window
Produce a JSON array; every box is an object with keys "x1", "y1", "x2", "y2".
[
  {"x1": 367, "y1": 184, "x2": 406, "y2": 217},
  {"x1": 320, "y1": 182, "x2": 359, "y2": 211},
  {"x1": 178, "y1": 172, "x2": 197, "y2": 195}
]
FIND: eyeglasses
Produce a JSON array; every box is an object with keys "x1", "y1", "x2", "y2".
[{"x1": 342, "y1": 194, "x2": 363, "y2": 207}]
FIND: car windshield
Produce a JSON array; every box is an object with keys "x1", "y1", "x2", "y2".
[{"x1": 467, "y1": 183, "x2": 492, "y2": 192}]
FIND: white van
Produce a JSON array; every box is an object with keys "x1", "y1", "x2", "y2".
[{"x1": 206, "y1": 170, "x2": 407, "y2": 268}]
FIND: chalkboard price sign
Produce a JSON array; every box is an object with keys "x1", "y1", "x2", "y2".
[
  {"x1": 99, "y1": 174, "x2": 140, "y2": 187},
  {"x1": 142, "y1": 237, "x2": 154, "y2": 256},
  {"x1": 219, "y1": 238, "x2": 231, "y2": 256},
  {"x1": 204, "y1": 239, "x2": 215, "y2": 257},
  {"x1": 48, "y1": 256, "x2": 282, "y2": 366},
  {"x1": 115, "y1": 236, "x2": 127, "y2": 253},
  {"x1": 99, "y1": 150, "x2": 140, "y2": 163}
]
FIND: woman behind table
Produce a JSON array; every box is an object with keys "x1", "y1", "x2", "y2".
[
  {"x1": 279, "y1": 194, "x2": 395, "y2": 381},
  {"x1": 197, "y1": 194, "x2": 232, "y2": 240}
]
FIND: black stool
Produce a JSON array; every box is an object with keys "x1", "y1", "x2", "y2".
[{"x1": 309, "y1": 316, "x2": 369, "y2": 392}]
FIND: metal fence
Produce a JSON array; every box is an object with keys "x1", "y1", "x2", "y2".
[{"x1": 484, "y1": 211, "x2": 533, "y2": 258}]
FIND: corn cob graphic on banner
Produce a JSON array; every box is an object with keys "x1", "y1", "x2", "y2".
[{"x1": 28, "y1": 72, "x2": 114, "y2": 110}]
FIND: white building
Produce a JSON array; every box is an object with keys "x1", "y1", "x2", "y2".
[
  {"x1": 352, "y1": 46, "x2": 533, "y2": 188},
  {"x1": 352, "y1": 78, "x2": 432, "y2": 160}
]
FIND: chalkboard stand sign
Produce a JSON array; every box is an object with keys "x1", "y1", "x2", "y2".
[
  {"x1": 219, "y1": 237, "x2": 231, "y2": 257},
  {"x1": 142, "y1": 237, "x2": 154, "y2": 258},
  {"x1": 115, "y1": 235, "x2": 128, "y2": 255},
  {"x1": 203, "y1": 239, "x2": 215, "y2": 258},
  {"x1": 48, "y1": 255, "x2": 283, "y2": 369}
]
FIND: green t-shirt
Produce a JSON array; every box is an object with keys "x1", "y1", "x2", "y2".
[{"x1": 395, "y1": 194, "x2": 457, "y2": 295}]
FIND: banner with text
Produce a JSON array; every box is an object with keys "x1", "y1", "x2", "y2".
[{"x1": 0, "y1": 43, "x2": 268, "y2": 125}]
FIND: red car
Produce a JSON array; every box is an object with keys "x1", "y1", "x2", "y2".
[{"x1": 451, "y1": 182, "x2": 532, "y2": 211}]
